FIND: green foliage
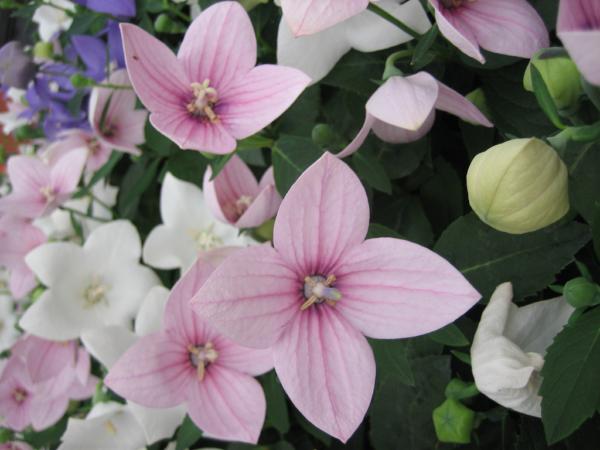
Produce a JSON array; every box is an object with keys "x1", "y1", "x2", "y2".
[
  {"x1": 175, "y1": 416, "x2": 203, "y2": 450},
  {"x1": 272, "y1": 135, "x2": 323, "y2": 196}
]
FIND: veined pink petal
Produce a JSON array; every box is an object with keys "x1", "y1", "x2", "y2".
[
  {"x1": 163, "y1": 257, "x2": 219, "y2": 344},
  {"x1": 30, "y1": 395, "x2": 69, "y2": 431},
  {"x1": 218, "y1": 65, "x2": 310, "y2": 140},
  {"x1": 258, "y1": 166, "x2": 276, "y2": 190},
  {"x1": 557, "y1": 0, "x2": 600, "y2": 31},
  {"x1": 459, "y1": 0, "x2": 548, "y2": 60},
  {"x1": 273, "y1": 307, "x2": 375, "y2": 443},
  {"x1": 187, "y1": 364, "x2": 266, "y2": 444},
  {"x1": 236, "y1": 185, "x2": 281, "y2": 229},
  {"x1": 213, "y1": 336, "x2": 273, "y2": 376},
  {"x1": 435, "y1": 81, "x2": 493, "y2": 127},
  {"x1": 203, "y1": 155, "x2": 259, "y2": 225},
  {"x1": 191, "y1": 245, "x2": 300, "y2": 348},
  {"x1": 367, "y1": 73, "x2": 438, "y2": 131},
  {"x1": 281, "y1": 0, "x2": 369, "y2": 36},
  {"x1": 177, "y1": 2, "x2": 257, "y2": 92},
  {"x1": 105, "y1": 332, "x2": 193, "y2": 408},
  {"x1": 557, "y1": 31, "x2": 600, "y2": 85},
  {"x1": 273, "y1": 152, "x2": 369, "y2": 276},
  {"x1": 149, "y1": 112, "x2": 237, "y2": 153},
  {"x1": 335, "y1": 238, "x2": 480, "y2": 339},
  {"x1": 9, "y1": 267, "x2": 37, "y2": 299},
  {"x1": 5, "y1": 155, "x2": 49, "y2": 197},
  {"x1": 50, "y1": 148, "x2": 87, "y2": 197},
  {"x1": 371, "y1": 112, "x2": 434, "y2": 143},
  {"x1": 119, "y1": 23, "x2": 190, "y2": 113}
]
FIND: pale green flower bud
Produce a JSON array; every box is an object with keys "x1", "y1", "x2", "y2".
[
  {"x1": 467, "y1": 138, "x2": 569, "y2": 234},
  {"x1": 523, "y1": 49, "x2": 582, "y2": 110},
  {"x1": 33, "y1": 41, "x2": 53, "y2": 60}
]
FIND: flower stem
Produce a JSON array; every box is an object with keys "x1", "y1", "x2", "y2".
[
  {"x1": 60, "y1": 206, "x2": 110, "y2": 223},
  {"x1": 367, "y1": 3, "x2": 421, "y2": 39}
]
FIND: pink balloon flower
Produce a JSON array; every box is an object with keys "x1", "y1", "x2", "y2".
[
  {"x1": 0, "y1": 149, "x2": 87, "y2": 219},
  {"x1": 203, "y1": 155, "x2": 282, "y2": 229},
  {"x1": 429, "y1": 0, "x2": 549, "y2": 63},
  {"x1": 281, "y1": 0, "x2": 369, "y2": 36},
  {"x1": 120, "y1": 1, "x2": 310, "y2": 154},
  {"x1": 557, "y1": 0, "x2": 600, "y2": 86},
  {"x1": 191, "y1": 152, "x2": 481, "y2": 442},
  {"x1": 0, "y1": 215, "x2": 46, "y2": 299},
  {"x1": 105, "y1": 257, "x2": 273, "y2": 444},
  {"x1": 337, "y1": 72, "x2": 492, "y2": 158}
]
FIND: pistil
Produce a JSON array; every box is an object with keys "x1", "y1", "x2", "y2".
[
  {"x1": 83, "y1": 276, "x2": 109, "y2": 309},
  {"x1": 188, "y1": 342, "x2": 218, "y2": 381},
  {"x1": 12, "y1": 387, "x2": 28, "y2": 403},
  {"x1": 40, "y1": 185, "x2": 56, "y2": 203},
  {"x1": 188, "y1": 224, "x2": 223, "y2": 251},
  {"x1": 187, "y1": 79, "x2": 219, "y2": 123},
  {"x1": 225, "y1": 195, "x2": 254, "y2": 221},
  {"x1": 301, "y1": 275, "x2": 342, "y2": 311}
]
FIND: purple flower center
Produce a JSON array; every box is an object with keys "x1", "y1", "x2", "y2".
[
  {"x1": 441, "y1": 0, "x2": 475, "y2": 10},
  {"x1": 187, "y1": 80, "x2": 219, "y2": 123},
  {"x1": 188, "y1": 342, "x2": 219, "y2": 381},
  {"x1": 12, "y1": 387, "x2": 28, "y2": 404},
  {"x1": 301, "y1": 275, "x2": 342, "y2": 311}
]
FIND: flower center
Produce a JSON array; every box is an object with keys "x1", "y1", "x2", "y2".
[
  {"x1": 187, "y1": 79, "x2": 219, "y2": 123},
  {"x1": 441, "y1": 0, "x2": 475, "y2": 9},
  {"x1": 188, "y1": 224, "x2": 223, "y2": 251},
  {"x1": 83, "y1": 276, "x2": 109, "y2": 309},
  {"x1": 12, "y1": 387, "x2": 28, "y2": 404},
  {"x1": 40, "y1": 185, "x2": 56, "y2": 204},
  {"x1": 104, "y1": 419, "x2": 117, "y2": 435},
  {"x1": 301, "y1": 275, "x2": 342, "y2": 311},
  {"x1": 224, "y1": 195, "x2": 254, "y2": 221},
  {"x1": 188, "y1": 342, "x2": 218, "y2": 381}
]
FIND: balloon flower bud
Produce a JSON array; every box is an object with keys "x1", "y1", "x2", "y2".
[
  {"x1": 564, "y1": 277, "x2": 600, "y2": 309},
  {"x1": 523, "y1": 49, "x2": 582, "y2": 110},
  {"x1": 433, "y1": 398, "x2": 475, "y2": 444},
  {"x1": 467, "y1": 138, "x2": 569, "y2": 234},
  {"x1": 33, "y1": 41, "x2": 54, "y2": 60}
]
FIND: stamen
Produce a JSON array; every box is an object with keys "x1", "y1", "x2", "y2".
[
  {"x1": 39, "y1": 185, "x2": 56, "y2": 203},
  {"x1": 188, "y1": 342, "x2": 219, "y2": 381},
  {"x1": 187, "y1": 79, "x2": 219, "y2": 123},
  {"x1": 224, "y1": 195, "x2": 254, "y2": 221},
  {"x1": 187, "y1": 224, "x2": 223, "y2": 251},
  {"x1": 83, "y1": 276, "x2": 109, "y2": 309},
  {"x1": 301, "y1": 274, "x2": 342, "y2": 311},
  {"x1": 104, "y1": 420, "x2": 117, "y2": 435},
  {"x1": 12, "y1": 387, "x2": 28, "y2": 403}
]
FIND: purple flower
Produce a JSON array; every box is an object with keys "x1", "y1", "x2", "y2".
[
  {"x1": 0, "y1": 41, "x2": 37, "y2": 89},
  {"x1": 71, "y1": 35, "x2": 108, "y2": 81},
  {"x1": 74, "y1": 0, "x2": 136, "y2": 17}
]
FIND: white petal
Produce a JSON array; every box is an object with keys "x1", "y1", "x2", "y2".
[
  {"x1": 160, "y1": 173, "x2": 212, "y2": 230},
  {"x1": 128, "y1": 402, "x2": 186, "y2": 445},
  {"x1": 81, "y1": 326, "x2": 137, "y2": 369},
  {"x1": 84, "y1": 220, "x2": 143, "y2": 271},
  {"x1": 25, "y1": 242, "x2": 84, "y2": 287},
  {"x1": 135, "y1": 285, "x2": 170, "y2": 336},
  {"x1": 143, "y1": 224, "x2": 199, "y2": 271}
]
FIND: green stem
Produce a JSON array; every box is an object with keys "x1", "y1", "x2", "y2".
[
  {"x1": 94, "y1": 82, "x2": 132, "y2": 90},
  {"x1": 367, "y1": 3, "x2": 420, "y2": 39},
  {"x1": 60, "y1": 206, "x2": 110, "y2": 223},
  {"x1": 89, "y1": 193, "x2": 112, "y2": 211},
  {"x1": 170, "y1": 6, "x2": 191, "y2": 22}
]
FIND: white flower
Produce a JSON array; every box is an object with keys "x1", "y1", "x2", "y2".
[
  {"x1": 0, "y1": 88, "x2": 28, "y2": 134},
  {"x1": 35, "y1": 179, "x2": 118, "y2": 242},
  {"x1": 19, "y1": 220, "x2": 159, "y2": 340},
  {"x1": 32, "y1": 0, "x2": 76, "y2": 42},
  {"x1": 471, "y1": 282, "x2": 573, "y2": 417},
  {"x1": 82, "y1": 285, "x2": 185, "y2": 446},
  {"x1": 143, "y1": 173, "x2": 254, "y2": 273},
  {"x1": 276, "y1": 0, "x2": 431, "y2": 83}
]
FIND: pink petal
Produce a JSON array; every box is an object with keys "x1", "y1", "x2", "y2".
[
  {"x1": 281, "y1": 0, "x2": 369, "y2": 36},
  {"x1": 236, "y1": 184, "x2": 281, "y2": 229},
  {"x1": 50, "y1": 148, "x2": 87, "y2": 196},
  {"x1": 371, "y1": 113, "x2": 434, "y2": 143},
  {"x1": 187, "y1": 365, "x2": 266, "y2": 444},
  {"x1": 218, "y1": 65, "x2": 310, "y2": 140},
  {"x1": 558, "y1": 31, "x2": 600, "y2": 85},
  {"x1": 367, "y1": 73, "x2": 438, "y2": 131},
  {"x1": 149, "y1": 112, "x2": 237, "y2": 154},
  {"x1": 335, "y1": 237, "x2": 480, "y2": 339},
  {"x1": 105, "y1": 333, "x2": 193, "y2": 408},
  {"x1": 120, "y1": 23, "x2": 190, "y2": 112},
  {"x1": 9, "y1": 267, "x2": 37, "y2": 299},
  {"x1": 430, "y1": 0, "x2": 484, "y2": 63},
  {"x1": 258, "y1": 166, "x2": 276, "y2": 190},
  {"x1": 273, "y1": 307, "x2": 375, "y2": 442},
  {"x1": 177, "y1": 2, "x2": 256, "y2": 92},
  {"x1": 213, "y1": 337, "x2": 273, "y2": 376},
  {"x1": 5, "y1": 155, "x2": 49, "y2": 198},
  {"x1": 459, "y1": 0, "x2": 549, "y2": 60},
  {"x1": 191, "y1": 245, "x2": 300, "y2": 348},
  {"x1": 273, "y1": 152, "x2": 369, "y2": 276},
  {"x1": 30, "y1": 396, "x2": 69, "y2": 431},
  {"x1": 435, "y1": 81, "x2": 493, "y2": 127},
  {"x1": 163, "y1": 257, "x2": 220, "y2": 344},
  {"x1": 203, "y1": 155, "x2": 259, "y2": 224},
  {"x1": 335, "y1": 114, "x2": 375, "y2": 159},
  {"x1": 557, "y1": 0, "x2": 600, "y2": 31}
]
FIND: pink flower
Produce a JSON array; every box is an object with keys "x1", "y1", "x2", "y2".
[
  {"x1": 89, "y1": 69, "x2": 148, "y2": 157},
  {"x1": 557, "y1": 0, "x2": 600, "y2": 86},
  {"x1": 429, "y1": 0, "x2": 549, "y2": 63},
  {"x1": 0, "y1": 150, "x2": 87, "y2": 219},
  {"x1": 0, "y1": 215, "x2": 46, "y2": 299},
  {"x1": 0, "y1": 443, "x2": 33, "y2": 450},
  {"x1": 0, "y1": 336, "x2": 96, "y2": 432},
  {"x1": 105, "y1": 257, "x2": 273, "y2": 444},
  {"x1": 337, "y1": 72, "x2": 492, "y2": 158},
  {"x1": 191, "y1": 153, "x2": 481, "y2": 442},
  {"x1": 120, "y1": 1, "x2": 310, "y2": 154},
  {"x1": 203, "y1": 156, "x2": 281, "y2": 229},
  {"x1": 281, "y1": 0, "x2": 369, "y2": 36}
]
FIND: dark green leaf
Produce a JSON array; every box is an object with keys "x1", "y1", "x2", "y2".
[
  {"x1": 411, "y1": 24, "x2": 438, "y2": 67},
  {"x1": 444, "y1": 379, "x2": 479, "y2": 400},
  {"x1": 352, "y1": 151, "x2": 392, "y2": 194},
  {"x1": 322, "y1": 51, "x2": 383, "y2": 96},
  {"x1": 367, "y1": 223, "x2": 403, "y2": 239},
  {"x1": 117, "y1": 157, "x2": 161, "y2": 218},
  {"x1": 570, "y1": 144, "x2": 600, "y2": 224},
  {"x1": 145, "y1": 120, "x2": 175, "y2": 156},
  {"x1": 272, "y1": 135, "x2": 322, "y2": 196},
  {"x1": 370, "y1": 338, "x2": 415, "y2": 386},
  {"x1": 434, "y1": 213, "x2": 591, "y2": 300},
  {"x1": 23, "y1": 416, "x2": 67, "y2": 448},
  {"x1": 540, "y1": 307, "x2": 600, "y2": 443},
  {"x1": 209, "y1": 153, "x2": 235, "y2": 180},
  {"x1": 261, "y1": 371, "x2": 290, "y2": 435},
  {"x1": 165, "y1": 151, "x2": 208, "y2": 187},
  {"x1": 277, "y1": 85, "x2": 320, "y2": 137},
  {"x1": 428, "y1": 323, "x2": 469, "y2": 347},
  {"x1": 175, "y1": 415, "x2": 202, "y2": 450},
  {"x1": 73, "y1": 152, "x2": 123, "y2": 199}
]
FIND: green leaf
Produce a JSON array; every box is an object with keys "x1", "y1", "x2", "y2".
[
  {"x1": 154, "y1": 13, "x2": 186, "y2": 33},
  {"x1": 165, "y1": 151, "x2": 208, "y2": 187},
  {"x1": 272, "y1": 135, "x2": 322, "y2": 196},
  {"x1": 529, "y1": 64, "x2": 566, "y2": 129},
  {"x1": 540, "y1": 307, "x2": 600, "y2": 443},
  {"x1": 450, "y1": 350, "x2": 471, "y2": 365},
  {"x1": 73, "y1": 151, "x2": 123, "y2": 199},
  {"x1": 322, "y1": 50, "x2": 383, "y2": 96},
  {"x1": 411, "y1": 24, "x2": 438, "y2": 67},
  {"x1": 261, "y1": 371, "x2": 290, "y2": 435},
  {"x1": 23, "y1": 416, "x2": 67, "y2": 448},
  {"x1": 144, "y1": 120, "x2": 175, "y2": 156},
  {"x1": 175, "y1": 415, "x2": 202, "y2": 450},
  {"x1": 434, "y1": 213, "x2": 591, "y2": 300},
  {"x1": 117, "y1": 156, "x2": 161, "y2": 218},
  {"x1": 208, "y1": 153, "x2": 235, "y2": 180},
  {"x1": 432, "y1": 398, "x2": 475, "y2": 444},
  {"x1": 428, "y1": 323, "x2": 469, "y2": 347},
  {"x1": 277, "y1": 85, "x2": 320, "y2": 137},
  {"x1": 370, "y1": 339, "x2": 415, "y2": 386},
  {"x1": 444, "y1": 379, "x2": 479, "y2": 400},
  {"x1": 370, "y1": 356, "x2": 450, "y2": 450},
  {"x1": 379, "y1": 138, "x2": 429, "y2": 180},
  {"x1": 570, "y1": 144, "x2": 600, "y2": 224},
  {"x1": 367, "y1": 223, "x2": 403, "y2": 239},
  {"x1": 352, "y1": 150, "x2": 392, "y2": 194}
]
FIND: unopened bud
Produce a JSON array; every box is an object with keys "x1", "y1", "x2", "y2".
[
  {"x1": 33, "y1": 41, "x2": 54, "y2": 60},
  {"x1": 433, "y1": 398, "x2": 475, "y2": 444},
  {"x1": 564, "y1": 277, "x2": 600, "y2": 308},
  {"x1": 467, "y1": 138, "x2": 569, "y2": 234}
]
